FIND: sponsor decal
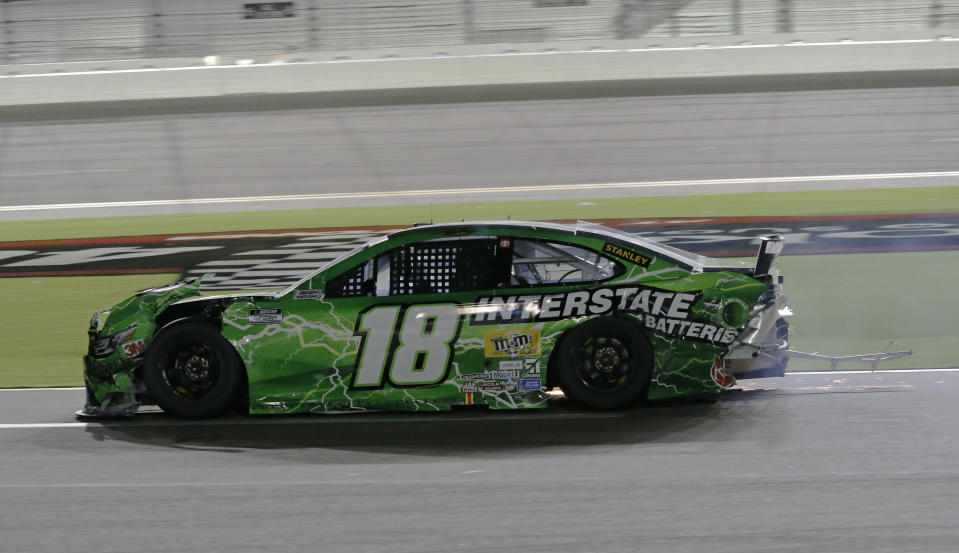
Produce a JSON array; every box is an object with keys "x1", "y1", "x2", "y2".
[
  {"x1": 603, "y1": 243, "x2": 652, "y2": 268},
  {"x1": 497, "y1": 359, "x2": 541, "y2": 377},
  {"x1": 710, "y1": 356, "x2": 736, "y2": 389},
  {"x1": 462, "y1": 380, "x2": 518, "y2": 393},
  {"x1": 461, "y1": 373, "x2": 488, "y2": 381},
  {"x1": 249, "y1": 308, "x2": 282, "y2": 324},
  {"x1": 484, "y1": 329, "x2": 541, "y2": 357},
  {"x1": 464, "y1": 392, "x2": 475, "y2": 405},
  {"x1": 499, "y1": 358, "x2": 540, "y2": 378},
  {"x1": 498, "y1": 238, "x2": 512, "y2": 249},
  {"x1": 121, "y1": 339, "x2": 145, "y2": 357},
  {"x1": 293, "y1": 290, "x2": 323, "y2": 300},
  {"x1": 463, "y1": 360, "x2": 542, "y2": 383},
  {"x1": 486, "y1": 371, "x2": 514, "y2": 380},
  {"x1": 473, "y1": 286, "x2": 697, "y2": 324},
  {"x1": 523, "y1": 358, "x2": 541, "y2": 375},
  {"x1": 639, "y1": 314, "x2": 737, "y2": 345},
  {"x1": 480, "y1": 381, "x2": 514, "y2": 392},
  {"x1": 472, "y1": 286, "x2": 738, "y2": 345},
  {"x1": 516, "y1": 378, "x2": 542, "y2": 392}
]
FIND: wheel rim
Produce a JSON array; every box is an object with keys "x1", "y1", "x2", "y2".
[
  {"x1": 161, "y1": 341, "x2": 221, "y2": 400},
  {"x1": 574, "y1": 335, "x2": 632, "y2": 391}
]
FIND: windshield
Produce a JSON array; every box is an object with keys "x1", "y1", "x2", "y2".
[
  {"x1": 572, "y1": 220, "x2": 709, "y2": 271},
  {"x1": 512, "y1": 239, "x2": 621, "y2": 285}
]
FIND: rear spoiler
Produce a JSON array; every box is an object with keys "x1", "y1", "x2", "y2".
[{"x1": 754, "y1": 234, "x2": 784, "y2": 282}]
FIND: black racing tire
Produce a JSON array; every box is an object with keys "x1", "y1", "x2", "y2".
[
  {"x1": 555, "y1": 317, "x2": 653, "y2": 410},
  {"x1": 143, "y1": 321, "x2": 244, "y2": 419}
]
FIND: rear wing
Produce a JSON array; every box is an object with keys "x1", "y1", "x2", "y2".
[{"x1": 754, "y1": 234, "x2": 784, "y2": 284}]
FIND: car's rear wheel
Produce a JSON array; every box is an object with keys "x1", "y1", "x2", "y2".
[
  {"x1": 143, "y1": 321, "x2": 244, "y2": 419},
  {"x1": 555, "y1": 317, "x2": 653, "y2": 409}
]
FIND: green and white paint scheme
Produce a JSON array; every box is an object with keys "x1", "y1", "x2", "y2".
[{"x1": 81, "y1": 221, "x2": 790, "y2": 418}]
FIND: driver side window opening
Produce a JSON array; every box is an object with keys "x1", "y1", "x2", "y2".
[
  {"x1": 389, "y1": 238, "x2": 500, "y2": 295},
  {"x1": 324, "y1": 236, "x2": 623, "y2": 298},
  {"x1": 325, "y1": 238, "x2": 503, "y2": 298},
  {"x1": 510, "y1": 239, "x2": 622, "y2": 286}
]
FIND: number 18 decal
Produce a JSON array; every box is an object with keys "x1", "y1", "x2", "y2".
[{"x1": 351, "y1": 303, "x2": 463, "y2": 388}]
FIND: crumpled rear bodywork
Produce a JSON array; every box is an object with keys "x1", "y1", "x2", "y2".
[{"x1": 79, "y1": 278, "x2": 204, "y2": 417}]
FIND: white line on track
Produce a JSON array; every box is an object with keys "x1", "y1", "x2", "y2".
[{"x1": 3, "y1": 171, "x2": 959, "y2": 212}]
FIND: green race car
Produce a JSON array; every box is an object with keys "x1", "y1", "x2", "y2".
[{"x1": 80, "y1": 220, "x2": 791, "y2": 419}]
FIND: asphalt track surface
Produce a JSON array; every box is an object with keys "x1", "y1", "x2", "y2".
[
  {"x1": 2, "y1": 86, "x2": 959, "y2": 219},
  {"x1": 2, "y1": 85, "x2": 958, "y2": 552},
  {"x1": 2, "y1": 371, "x2": 958, "y2": 553}
]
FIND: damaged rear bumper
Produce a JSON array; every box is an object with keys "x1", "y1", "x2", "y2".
[{"x1": 725, "y1": 295, "x2": 792, "y2": 379}]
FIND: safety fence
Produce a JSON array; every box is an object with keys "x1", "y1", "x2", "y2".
[{"x1": 2, "y1": 0, "x2": 958, "y2": 64}]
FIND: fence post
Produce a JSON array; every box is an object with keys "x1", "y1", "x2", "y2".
[
  {"x1": 777, "y1": 0, "x2": 792, "y2": 33},
  {"x1": 307, "y1": 0, "x2": 319, "y2": 50},
  {"x1": 731, "y1": 0, "x2": 741, "y2": 34},
  {"x1": 2, "y1": 0, "x2": 13, "y2": 63},
  {"x1": 463, "y1": 0, "x2": 474, "y2": 44},
  {"x1": 930, "y1": 2, "x2": 942, "y2": 28},
  {"x1": 149, "y1": 0, "x2": 163, "y2": 58},
  {"x1": 613, "y1": 1, "x2": 627, "y2": 39}
]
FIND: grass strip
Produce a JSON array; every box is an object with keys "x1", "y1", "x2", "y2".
[
  {"x1": 780, "y1": 251, "x2": 958, "y2": 370},
  {"x1": 1, "y1": 274, "x2": 178, "y2": 388},
  {"x1": 3, "y1": 186, "x2": 958, "y2": 242}
]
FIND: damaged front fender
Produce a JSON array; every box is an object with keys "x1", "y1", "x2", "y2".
[{"x1": 77, "y1": 277, "x2": 205, "y2": 418}]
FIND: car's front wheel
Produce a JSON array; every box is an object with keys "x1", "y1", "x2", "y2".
[
  {"x1": 555, "y1": 317, "x2": 653, "y2": 409},
  {"x1": 143, "y1": 320, "x2": 244, "y2": 419}
]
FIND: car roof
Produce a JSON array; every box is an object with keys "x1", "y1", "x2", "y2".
[
  {"x1": 387, "y1": 220, "x2": 715, "y2": 272},
  {"x1": 282, "y1": 219, "x2": 752, "y2": 294}
]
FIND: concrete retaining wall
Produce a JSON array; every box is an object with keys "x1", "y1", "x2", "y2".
[{"x1": 1, "y1": 32, "x2": 958, "y2": 111}]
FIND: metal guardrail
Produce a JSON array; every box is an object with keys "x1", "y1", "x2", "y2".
[{"x1": 1, "y1": 0, "x2": 958, "y2": 64}]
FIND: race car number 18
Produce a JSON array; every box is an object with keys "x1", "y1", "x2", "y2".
[{"x1": 351, "y1": 304, "x2": 461, "y2": 388}]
